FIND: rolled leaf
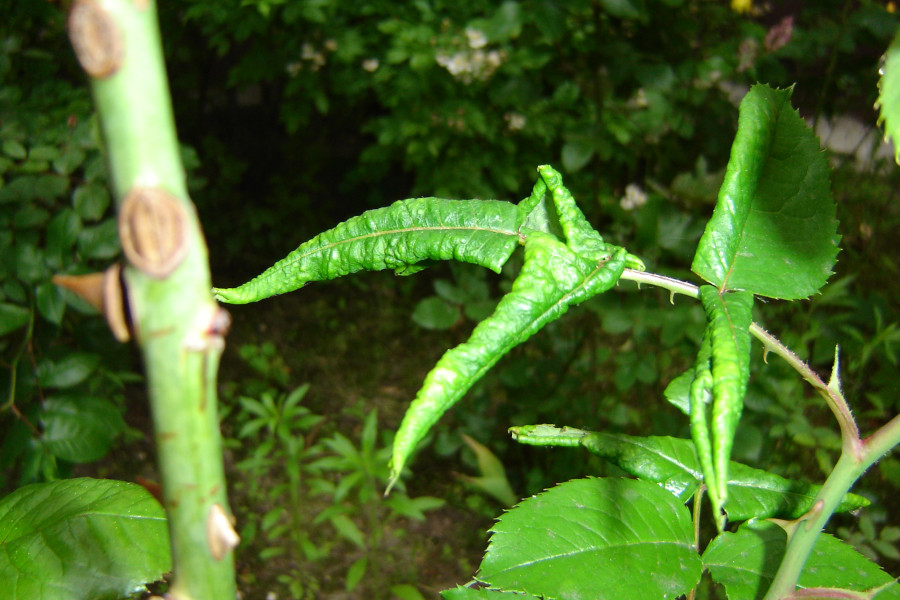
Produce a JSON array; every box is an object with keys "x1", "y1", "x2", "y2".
[
  {"x1": 511, "y1": 428, "x2": 868, "y2": 520},
  {"x1": 388, "y1": 233, "x2": 626, "y2": 487},
  {"x1": 698, "y1": 285, "x2": 754, "y2": 522},
  {"x1": 214, "y1": 198, "x2": 520, "y2": 304},
  {"x1": 516, "y1": 165, "x2": 645, "y2": 270},
  {"x1": 691, "y1": 84, "x2": 839, "y2": 299}
]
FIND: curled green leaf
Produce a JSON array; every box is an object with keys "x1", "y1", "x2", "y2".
[
  {"x1": 509, "y1": 423, "x2": 585, "y2": 447},
  {"x1": 214, "y1": 198, "x2": 520, "y2": 304},
  {"x1": 511, "y1": 427, "x2": 868, "y2": 520},
  {"x1": 389, "y1": 233, "x2": 626, "y2": 488},
  {"x1": 517, "y1": 165, "x2": 645, "y2": 271},
  {"x1": 693, "y1": 285, "x2": 754, "y2": 526}
]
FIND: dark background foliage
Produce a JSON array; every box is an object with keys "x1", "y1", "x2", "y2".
[{"x1": 2, "y1": 1, "x2": 900, "y2": 598}]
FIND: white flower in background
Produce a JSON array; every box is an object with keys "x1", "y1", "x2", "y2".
[
  {"x1": 466, "y1": 27, "x2": 488, "y2": 49},
  {"x1": 436, "y1": 51, "x2": 469, "y2": 78},
  {"x1": 505, "y1": 112, "x2": 526, "y2": 131},
  {"x1": 436, "y1": 49, "x2": 504, "y2": 83},
  {"x1": 362, "y1": 58, "x2": 380, "y2": 72},
  {"x1": 324, "y1": 38, "x2": 338, "y2": 52},
  {"x1": 620, "y1": 184, "x2": 647, "y2": 211},
  {"x1": 299, "y1": 42, "x2": 326, "y2": 70},
  {"x1": 285, "y1": 61, "x2": 302, "y2": 77}
]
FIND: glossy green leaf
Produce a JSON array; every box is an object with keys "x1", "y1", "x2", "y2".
[
  {"x1": 0, "y1": 302, "x2": 30, "y2": 336},
  {"x1": 441, "y1": 587, "x2": 542, "y2": 599},
  {"x1": 514, "y1": 428, "x2": 868, "y2": 520},
  {"x1": 214, "y1": 198, "x2": 520, "y2": 304},
  {"x1": 691, "y1": 84, "x2": 838, "y2": 299},
  {"x1": 695, "y1": 285, "x2": 754, "y2": 521},
  {"x1": 41, "y1": 396, "x2": 127, "y2": 462},
  {"x1": 0, "y1": 478, "x2": 170, "y2": 600},
  {"x1": 877, "y1": 28, "x2": 900, "y2": 165},
  {"x1": 477, "y1": 478, "x2": 701, "y2": 600},
  {"x1": 703, "y1": 520, "x2": 900, "y2": 600},
  {"x1": 389, "y1": 234, "x2": 626, "y2": 486}
]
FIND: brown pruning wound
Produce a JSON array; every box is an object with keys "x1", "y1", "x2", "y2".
[
  {"x1": 68, "y1": 0, "x2": 123, "y2": 79},
  {"x1": 119, "y1": 187, "x2": 189, "y2": 278}
]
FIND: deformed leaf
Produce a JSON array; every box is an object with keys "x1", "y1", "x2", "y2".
[
  {"x1": 477, "y1": 477, "x2": 701, "y2": 599},
  {"x1": 536, "y1": 164, "x2": 614, "y2": 262},
  {"x1": 518, "y1": 165, "x2": 645, "y2": 270},
  {"x1": 389, "y1": 234, "x2": 626, "y2": 486},
  {"x1": 697, "y1": 285, "x2": 754, "y2": 519},
  {"x1": 571, "y1": 431, "x2": 868, "y2": 520},
  {"x1": 703, "y1": 520, "x2": 900, "y2": 600},
  {"x1": 214, "y1": 198, "x2": 520, "y2": 304},
  {"x1": 0, "y1": 478, "x2": 170, "y2": 600},
  {"x1": 691, "y1": 84, "x2": 839, "y2": 299},
  {"x1": 877, "y1": 28, "x2": 900, "y2": 165}
]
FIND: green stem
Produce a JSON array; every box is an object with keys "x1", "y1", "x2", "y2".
[
  {"x1": 68, "y1": 1, "x2": 236, "y2": 598},
  {"x1": 762, "y1": 451, "x2": 862, "y2": 600}
]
